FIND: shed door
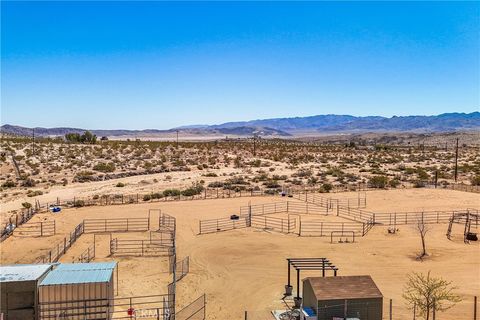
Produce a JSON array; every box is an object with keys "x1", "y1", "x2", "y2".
[{"x1": 6, "y1": 292, "x2": 35, "y2": 320}]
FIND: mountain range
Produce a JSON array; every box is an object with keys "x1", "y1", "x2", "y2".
[{"x1": 2, "y1": 112, "x2": 479, "y2": 138}]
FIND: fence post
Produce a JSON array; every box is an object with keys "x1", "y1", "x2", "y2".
[
  {"x1": 64, "y1": 238, "x2": 67, "y2": 254},
  {"x1": 474, "y1": 296, "x2": 477, "y2": 320},
  {"x1": 389, "y1": 299, "x2": 392, "y2": 320},
  {"x1": 40, "y1": 222, "x2": 43, "y2": 237}
]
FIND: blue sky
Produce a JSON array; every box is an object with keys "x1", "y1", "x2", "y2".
[{"x1": 1, "y1": 1, "x2": 479, "y2": 129}]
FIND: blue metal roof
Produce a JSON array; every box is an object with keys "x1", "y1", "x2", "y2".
[
  {"x1": 39, "y1": 262, "x2": 116, "y2": 286},
  {"x1": 0, "y1": 264, "x2": 53, "y2": 282},
  {"x1": 55, "y1": 262, "x2": 116, "y2": 272}
]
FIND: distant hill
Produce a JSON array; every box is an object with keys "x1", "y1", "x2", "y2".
[
  {"x1": 211, "y1": 112, "x2": 480, "y2": 133},
  {"x1": 2, "y1": 112, "x2": 478, "y2": 138},
  {"x1": 0, "y1": 124, "x2": 291, "y2": 138}
]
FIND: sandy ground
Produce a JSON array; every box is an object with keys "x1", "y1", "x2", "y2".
[{"x1": 0, "y1": 189, "x2": 479, "y2": 319}]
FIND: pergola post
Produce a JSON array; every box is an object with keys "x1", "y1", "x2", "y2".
[{"x1": 296, "y1": 269, "x2": 300, "y2": 299}]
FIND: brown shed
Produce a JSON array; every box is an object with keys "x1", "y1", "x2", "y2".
[
  {"x1": 302, "y1": 275, "x2": 383, "y2": 320},
  {"x1": 0, "y1": 264, "x2": 54, "y2": 320}
]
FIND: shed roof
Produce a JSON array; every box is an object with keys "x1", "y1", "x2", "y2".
[
  {"x1": 0, "y1": 264, "x2": 53, "y2": 283},
  {"x1": 39, "y1": 262, "x2": 116, "y2": 286},
  {"x1": 304, "y1": 275, "x2": 383, "y2": 301},
  {"x1": 55, "y1": 262, "x2": 116, "y2": 272}
]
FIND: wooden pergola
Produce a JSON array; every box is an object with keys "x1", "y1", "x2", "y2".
[{"x1": 286, "y1": 258, "x2": 338, "y2": 300}]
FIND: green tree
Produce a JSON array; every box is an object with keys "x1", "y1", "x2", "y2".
[{"x1": 403, "y1": 271, "x2": 461, "y2": 320}]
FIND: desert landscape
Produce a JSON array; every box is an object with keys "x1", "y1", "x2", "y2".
[
  {"x1": 1, "y1": 187, "x2": 479, "y2": 319},
  {"x1": 2, "y1": 1, "x2": 480, "y2": 319}
]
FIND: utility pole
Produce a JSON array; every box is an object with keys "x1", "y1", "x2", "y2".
[
  {"x1": 32, "y1": 128, "x2": 35, "y2": 156},
  {"x1": 176, "y1": 130, "x2": 179, "y2": 149},
  {"x1": 454, "y1": 138, "x2": 459, "y2": 182},
  {"x1": 253, "y1": 135, "x2": 257, "y2": 157}
]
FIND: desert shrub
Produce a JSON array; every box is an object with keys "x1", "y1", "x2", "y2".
[
  {"x1": 116, "y1": 182, "x2": 125, "y2": 187},
  {"x1": 151, "y1": 192, "x2": 163, "y2": 199},
  {"x1": 208, "y1": 181, "x2": 224, "y2": 188},
  {"x1": 21, "y1": 178, "x2": 36, "y2": 187},
  {"x1": 93, "y1": 162, "x2": 115, "y2": 173},
  {"x1": 294, "y1": 168, "x2": 313, "y2": 178},
  {"x1": 22, "y1": 202, "x2": 32, "y2": 209},
  {"x1": 163, "y1": 189, "x2": 181, "y2": 197},
  {"x1": 73, "y1": 200, "x2": 85, "y2": 207},
  {"x1": 203, "y1": 172, "x2": 218, "y2": 177},
  {"x1": 27, "y1": 190, "x2": 43, "y2": 197},
  {"x1": 413, "y1": 180, "x2": 426, "y2": 188},
  {"x1": 74, "y1": 171, "x2": 97, "y2": 182},
  {"x1": 263, "y1": 180, "x2": 281, "y2": 188},
  {"x1": 320, "y1": 183, "x2": 333, "y2": 193},
  {"x1": 470, "y1": 175, "x2": 480, "y2": 186},
  {"x1": 92, "y1": 194, "x2": 100, "y2": 200},
  {"x1": 2, "y1": 180, "x2": 16, "y2": 188},
  {"x1": 368, "y1": 175, "x2": 389, "y2": 188},
  {"x1": 389, "y1": 179, "x2": 401, "y2": 188},
  {"x1": 143, "y1": 194, "x2": 152, "y2": 201},
  {"x1": 181, "y1": 183, "x2": 204, "y2": 196}
]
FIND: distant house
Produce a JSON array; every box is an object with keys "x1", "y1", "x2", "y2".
[{"x1": 302, "y1": 275, "x2": 383, "y2": 320}]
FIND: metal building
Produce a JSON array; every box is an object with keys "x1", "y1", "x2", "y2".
[
  {"x1": 0, "y1": 264, "x2": 54, "y2": 320},
  {"x1": 38, "y1": 262, "x2": 116, "y2": 320},
  {"x1": 302, "y1": 275, "x2": 383, "y2": 320}
]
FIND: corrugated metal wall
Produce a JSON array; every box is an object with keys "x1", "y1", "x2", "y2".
[
  {"x1": 317, "y1": 298, "x2": 383, "y2": 320},
  {"x1": 38, "y1": 277, "x2": 113, "y2": 320}
]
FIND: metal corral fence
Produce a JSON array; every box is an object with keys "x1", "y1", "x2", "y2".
[
  {"x1": 35, "y1": 216, "x2": 154, "y2": 263},
  {"x1": 175, "y1": 294, "x2": 206, "y2": 320},
  {"x1": 200, "y1": 202, "x2": 375, "y2": 237},
  {"x1": 299, "y1": 220, "x2": 366, "y2": 237},
  {"x1": 199, "y1": 216, "x2": 249, "y2": 234},
  {"x1": 293, "y1": 192, "x2": 367, "y2": 209},
  {"x1": 0, "y1": 207, "x2": 37, "y2": 241},
  {"x1": 72, "y1": 242, "x2": 95, "y2": 263},
  {"x1": 159, "y1": 212, "x2": 177, "y2": 232},
  {"x1": 0, "y1": 184, "x2": 369, "y2": 241},
  {"x1": 373, "y1": 209, "x2": 480, "y2": 226},
  {"x1": 336, "y1": 206, "x2": 375, "y2": 223},
  {"x1": 34, "y1": 188, "x2": 280, "y2": 211},
  {"x1": 83, "y1": 217, "x2": 150, "y2": 233},
  {"x1": 170, "y1": 256, "x2": 190, "y2": 282},
  {"x1": 251, "y1": 215, "x2": 296, "y2": 234},
  {"x1": 110, "y1": 238, "x2": 174, "y2": 257},
  {"x1": 14, "y1": 220, "x2": 56, "y2": 237},
  {"x1": 35, "y1": 222, "x2": 85, "y2": 263},
  {"x1": 239, "y1": 201, "x2": 328, "y2": 216},
  {"x1": 438, "y1": 183, "x2": 480, "y2": 194},
  {"x1": 38, "y1": 294, "x2": 174, "y2": 320},
  {"x1": 110, "y1": 231, "x2": 175, "y2": 257}
]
